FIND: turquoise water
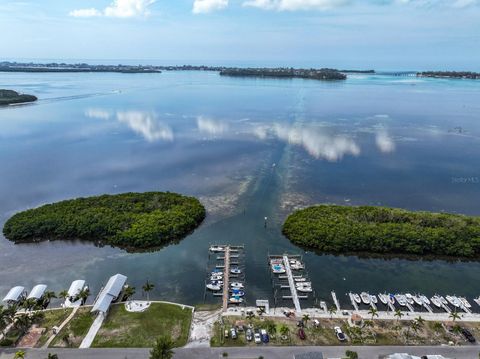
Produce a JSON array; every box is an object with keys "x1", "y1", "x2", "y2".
[{"x1": 1, "y1": 71, "x2": 480, "y2": 308}]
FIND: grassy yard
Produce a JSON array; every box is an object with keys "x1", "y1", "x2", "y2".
[
  {"x1": 212, "y1": 316, "x2": 480, "y2": 347},
  {"x1": 50, "y1": 307, "x2": 95, "y2": 348},
  {"x1": 91, "y1": 302, "x2": 193, "y2": 348},
  {"x1": 36, "y1": 308, "x2": 73, "y2": 347}
]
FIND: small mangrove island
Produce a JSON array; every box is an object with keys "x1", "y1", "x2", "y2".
[
  {"x1": 417, "y1": 71, "x2": 480, "y2": 79},
  {"x1": 282, "y1": 205, "x2": 480, "y2": 258},
  {"x1": 3, "y1": 192, "x2": 205, "y2": 250},
  {"x1": 219, "y1": 68, "x2": 347, "y2": 80},
  {"x1": 0, "y1": 89, "x2": 37, "y2": 106}
]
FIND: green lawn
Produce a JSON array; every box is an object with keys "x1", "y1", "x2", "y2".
[
  {"x1": 36, "y1": 308, "x2": 73, "y2": 347},
  {"x1": 50, "y1": 307, "x2": 95, "y2": 348},
  {"x1": 92, "y1": 302, "x2": 193, "y2": 348}
]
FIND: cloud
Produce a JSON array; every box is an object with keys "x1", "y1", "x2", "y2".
[
  {"x1": 70, "y1": 0, "x2": 155, "y2": 18},
  {"x1": 116, "y1": 111, "x2": 174, "y2": 142},
  {"x1": 375, "y1": 129, "x2": 396, "y2": 153},
  {"x1": 69, "y1": 8, "x2": 102, "y2": 17},
  {"x1": 197, "y1": 116, "x2": 228, "y2": 135},
  {"x1": 243, "y1": 0, "x2": 350, "y2": 10},
  {"x1": 193, "y1": 0, "x2": 228, "y2": 13}
]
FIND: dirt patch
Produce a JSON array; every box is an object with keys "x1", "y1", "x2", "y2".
[{"x1": 17, "y1": 325, "x2": 44, "y2": 348}]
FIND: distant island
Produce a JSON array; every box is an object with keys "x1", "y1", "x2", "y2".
[
  {"x1": 282, "y1": 205, "x2": 480, "y2": 259},
  {"x1": 340, "y1": 69, "x2": 375, "y2": 74},
  {"x1": 417, "y1": 71, "x2": 480, "y2": 79},
  {"x1": 0, "y1": 61, "x2": 162, "y2": 74},
  {"x1": 3, "y1": 192, "x2": 205, "y2": 251},
  {"x1": 220, "y1": 68, "x2": 346, "y2": 80},
  {"x1": 0, "y1": 89, "x2": 37, "y2": 106}
]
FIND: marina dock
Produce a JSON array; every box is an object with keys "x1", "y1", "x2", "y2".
[
  {"x1": 283, "y1": 255, "x2": 302, "y2": 314},
  {"x1": 222, "y1": 246, "x2": 231, "y2": 311},
  {"x1": 331, "y1": 291, "x2": 341, "y2": 312}
]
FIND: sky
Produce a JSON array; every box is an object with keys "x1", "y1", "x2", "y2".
[{"x1": 1, "y1": 0, "x2": 479, "y2": 70}]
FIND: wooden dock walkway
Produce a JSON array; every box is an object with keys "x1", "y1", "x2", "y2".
[
  {"x1": 283, "y1": 255, "x2": 302, "y2": 314},
  {"x1": 222, "y1": 247, "x2": 231, "y2": 311},
  {"x1": 331, "y1": 291, "x2": 341, "y2": 312}
]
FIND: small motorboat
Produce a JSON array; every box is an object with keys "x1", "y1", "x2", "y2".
[
  {"x1": 230, "y1": 282, "x2": 244, "y2": 289},
  {"x1": 370, "y1": 294, "x2": 378, "y2": 304},
  {"x1": 378, "y1": 293, "x2": 388, "y2": 305},
  {"x1": 206, "y1": 283, "x2": 222, "y2": 291},
  {"x1": 230, "y1": 289, "x2": 245, "y2": 297},
  {"x1": 271, "y1": 263, "x2": 286, "y2": 274},
  {"x1": 230, "y1": 267, "x2": 242, "y2": 275},
  {"x1": 439, "y1": 296, "x2": 448, "y2": 305},
  {"x1": 405, "y1": 293, "x2": 414, "y2": 305},
  {"x1": 210, "y1": 275, "x2": 223, "y2": 281},
  {"x1": 419, "y1": 295, "x2": 430, "y2": 305},
  {"x1": 413, "y1": 295, "x2": 423, "y2": 306},
  {"x1": 209, "y1": 245, "x2": 225, "y2": 253},
  {"x1": 353, "y1": 293, "x2": 361, "y2": 304},
  {"x1": 296, "y1": 283, "x2": 313, "y2": 293},
  {"x1": 229, "y1": 296, "x2": 243, "y2": 304},
  {"x1": 294, "y1": 277, "x2": 306, "y2": 282},
  {"x1": 395, "y1": 294, "x2": 407, "y2": 307},
  {"x1": 431, "y1": 295, "x2": 442, "y2": 308},
  {"x1": 289, "y1": 259, "x2": 304, "y2": 270},
  {"x1": 459, "y1": 297, "x2": 471, "y2": 308},
  {"x1": 446, "y1": 295, "x2": 461, "y2": 308},
  {"x1": 360, "y1": 292, "x2": 371, "y2": 305}
]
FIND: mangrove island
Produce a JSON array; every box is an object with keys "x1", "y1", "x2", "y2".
[
  {"x1": 0, "y1": 89, "x2": 37, "y2": 106},
  {"x1": 3, "y1": 192, "x2": 205, "y2": 250},
  {"x1": 220, "y1": 67, "x2": 347, "y2": 80},
  {"x1": 282, "y1": 205, "x2": 480, "y2": 258},
  {"x1": 417, "y1": 71, "x2": 480, "y2": 79}
]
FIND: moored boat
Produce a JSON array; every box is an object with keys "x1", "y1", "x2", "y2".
[
  {"x1": 230, "y1": 267, "x2": 242, "y2": 275},
  {"x1": 474, "y1": 297, "x2": 480, "y2": 307},
  {"x1": 209, "y1": 245, "x2": 225, "y2": 253},
  {"x1": 405, "y1": 293, "x2": 414, "y2": 305},
  {"x1": 353, "y1": 293, "x2": 361, "y2": 304},
  {"x1": 395, "y1": 294, "x2": 407, "y2": 306},
  {"x1": 378, "y1": 293, "x2": 388, "y2": 305},
  {"x1": 413, "y1": 295, "x2": 423, "y2": 306},
  {"x1": 446, "y1": 295, "x2": 461, "y2": 308},
  {"x1": 370, "y1": 294, "x2": 378, "y2": 304},
  {"x1": 230, "y1": 282, "x2": 244, "y2": 289},
  {"x1": 206, "y1": 283, "x2": 222, "y2": 291},
  {"x1": 419, "y1": 295, "x2": 430, "y2": 305},
  {"x1": 360, "y1": 292, "x2": 371, "y2": 305},
  {"x1": 229, "y1": 296, "x2": 243, "y2": 304},
  {"x1": 459, "y1": 297, "x2": 471, "y2": 308},
  {"x1": 431, "y1": 295, "x2": 442, "y2": 308}
]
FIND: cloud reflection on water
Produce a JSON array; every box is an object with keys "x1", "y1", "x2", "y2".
[
  {"x1": 196, "y1": 116, "x2": 228, "y2": 135},
  {"x1": 375, "y1": 129, "x2": 396, "y2": 153}
]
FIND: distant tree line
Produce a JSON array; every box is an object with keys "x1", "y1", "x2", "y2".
[
  {"x1": 282, "y1": 205, "x2": 480, "y2": 258},
  {"x1": 0, "y1": 90, "x2": 37, "y2": 106},
  {"x1": 220, "y1": 67, "x2": 347, "y2": 80},
  {"x1": 3, "y1": 192, "x2": 205, "y2": 251},
  {"x1": 417, "y1": 71, "x2": 480, "y2": 79}
]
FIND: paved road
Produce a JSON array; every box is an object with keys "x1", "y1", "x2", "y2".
[{"x1": 1, "y1": 346, "x2": 479, "y2": 359}]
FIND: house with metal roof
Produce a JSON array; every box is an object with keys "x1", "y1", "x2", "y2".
[
  {"x1": 27, "y1": 284, "x2": 47, "y2": 300},
  {"x1": 3, "y1": 286, "x2": 26, "y2": 304},
  {"x1": 92, "y1": 273, "x2": 127, "y2": 314}
]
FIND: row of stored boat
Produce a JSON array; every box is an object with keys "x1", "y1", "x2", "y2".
[{"x1": 351, "y1": 291, "x2": 473, "y2": 310}]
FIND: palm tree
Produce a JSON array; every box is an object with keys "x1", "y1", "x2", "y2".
[
  {"x1": 22, "y1": 298, "x2": 37, "y2": 312},
  {"x1": 14, "y1": 313, "x2": 32, "y2": 334},
  {"x1": 266, "y1": 322, "x2": 277, "y2": 336},
  {"x1": 432, "y1": 321, "x2": 443, "y2": 334},
  {"x1": 42, "y1": 291, "x2": 57, "y2": 308},
  {"x1": 78, "y1": 288, "x2": 90, "y2": 305},
  {"x1": 46, "y1": 353, "x2": 59, "y2": 359},
  {"x1": 14, "y1": 350, "x2": 26, "y2": 359},
  {"x1": 394, "y1": 309, "x2": 404, "y2": 322},
  {"x1": 410, "y1": 320, "x2": 420, "y2": 335},
  {"x1": 302, "y1": 314, "x2": 310, "y2": 327},
  {"x1": 150, "y1": 336, "x2": 174, "y2": 359},
  {"x1": 449, "y1": 310, "x2": 461, "y2": 322},
  {"x1": 246, "y1": 311, "x2": 255, "y2": 321},
  {"x1": 279, "y1": 325, "x2": 290, "y2": 339},
  {"x1": 368, "y1": 307, "x2": 379, "y2": 320},
  {"x1": 58, "y1": 290, "x2": 69, "y2": 301},
  {"x1": 257, "y1": 307, "x2": 266, "y2": 316},
  {"x1": 143, "y1": 280, "x2": 155, "y2": 302},
  {"x1": 123, "y1": 286, "x2": 136, "y2": 301},
  {"x1": 414, "y1": 316, "x2": 425, "y2": 327},
  {"x1": 328, "y1": 306, "x2": 337, "y2": 319}
]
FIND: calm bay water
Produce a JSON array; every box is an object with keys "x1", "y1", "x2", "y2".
[{"x1": 1, "y1": 71, "x2": 480, "y2": 308}]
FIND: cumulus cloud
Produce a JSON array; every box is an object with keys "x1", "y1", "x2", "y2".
[
  {"x1": 193, "y1": 0, "x2": 228, "y2": 13},
  {"x1": 116, "y1": 111, "x2": 174, "y2": 142},
  {"x1": 197, "y1": 116, "x2": 228, "y2": 135},
  {"x1": 243, "y1": 0, "x2": 350, "y2": 10},
  {"x1": 70, "y1": 0, "x2": 155, "y2": 18},
  {"x1": 375, "y1": 129, "x2": 396, "y2": 153}
]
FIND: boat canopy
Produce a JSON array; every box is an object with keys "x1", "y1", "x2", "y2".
[
  {"x1": 27, "y1": 284, "x2": 47, "y2": 300},
  {"x1": 91, "y1": 273, "x2": 127, "y2": 313},
  {"x1": 3, "y1": 286, "x2": 25, "y2": 303},
  {"x1": 68, "y1": 280, "x2": 86, "y2": 298}
]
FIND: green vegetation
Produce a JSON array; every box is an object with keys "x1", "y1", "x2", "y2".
[
  {"x1": 0, "y1": 89, "x2": 37, "y2": 105},
  {"x1": 219, "y1": 68, "x2": 346, "y2": 80},
  {"x1": 51, "y1": 308, "x2": 95, "y2": 348},
  {"x1": 417, "y1": 71, "x2": 480, "y2": 79},
  {"x1": 92, "y1": 302, "x2": 192, "y2": 348},
  {"x1": 36, "y1": 308, "x2": 73, "y2": 347},
  {"x1": 3, "y1": 192, "x2": 205, "y2": 251},
  {"x1": 282, "y1": 205, "x2": 480, "y2": 258},
  {"x1": 150, "y1": 336, "x2": 175, "y2": 359}
]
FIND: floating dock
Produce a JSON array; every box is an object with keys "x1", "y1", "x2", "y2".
[
  {"x1": 283, "y1": 255, "x2": 302, "y2": 314},
  {"x1": 222, "y1": 247, "x2": 231, "y2": 311}
]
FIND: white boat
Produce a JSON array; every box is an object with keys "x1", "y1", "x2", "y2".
[
  {"x1": 413, "y1": 295, "x2": 423, "y2": 306},
  {"x1": 296, "y1": 283, "x2": 313, "y2": 293},
  {"x1": 378, "y1": 293, "x2": 388, "y2": 305},
  {"x1": 431, "y1": 296, "x2": 442, "y2": 308},
  {"x1": 360, "y1": 292, "x2": 371, "y2": 305},
  {"x1": 294, "y1": 277, "x2": 306, "y2": 282},
  {"x1": 353, "y1": 293, "x2": 361, "y2": 304},
  {"x1": 439, "y1": 296, "x2": 448, "y2": 305},
  {"x1": 446, "y1": 295, "x2": 461, "y2": 308},
  {"x1": 271, "y1": 263, "x2": 286, "y2": 274},
  {"x1": 206, "y1": 283, "x2": 222, "y2": 291},
  {"x1": 405, "y1": 293, "x2": 414, "y2": 305},
  {"x1": 459, "y1": 297, "x2": 471, "y2": 308},
  {"x1": 229, "y1": 296, "x2": 243, "y2": 304},
  {"x1": 395, "y1": 294, "x2": 407, "y2": 307},
  {"x1": 210, "y1": 275, "x2": 223, "y2": 281},
  {"x1": 230, "y1": 267, "x2": 242, "y2": 275},
  {"x1": 289, "y1": 259, "x2": 304, "y2": 270},
  {"x1": 419, "y1": 295, "x2": 430, "y2": 305},
  {"x1": 230, "y1": 282, "x2": 244, "y2": 289},
  {"x1": 370, "y1": 295, "x2": 378, "y2": 304},
  {"x1": 474, "y1": 297, "x2": 480, "y2": 307},
  {"x1": 209, "y1": 245, "x2": 225, "y2": 253}
]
